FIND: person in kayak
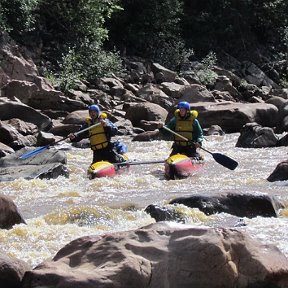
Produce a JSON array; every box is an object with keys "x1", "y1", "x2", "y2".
[
  {"x1": 159, "y1": 101, "x2": 204, "y2": 158},
  {"x1": 69, "y1": 104, "x2": 127, "y2": 164}
]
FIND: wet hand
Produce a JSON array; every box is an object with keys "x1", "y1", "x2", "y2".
[
  {"x1": 68, "y1": 133, "x2": 76, "y2": 140},
  {"x1": 157, "y1": 122, "x2": 164, "y2": 129},
  {"x1": 100, "y1": 118, "x2": 107, "y2": 127}
]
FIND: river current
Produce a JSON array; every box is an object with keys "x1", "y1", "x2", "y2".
[{"x1": 0, "y1": 133, "x2": 287, "y2": 268}]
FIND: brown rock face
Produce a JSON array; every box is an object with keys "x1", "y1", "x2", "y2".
[
  {"x1": 0, "y1": 195, "x2": 26, "y2": 229},
  {"x1": 22, "y1": 222, "x2": 288, "y2": 288},
  {"x1": 0, "y1": 252, "x2": 30, "y2": 288}
]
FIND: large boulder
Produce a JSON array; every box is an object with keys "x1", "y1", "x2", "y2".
[
  {"x1": 0, "y1": 142, "x2": 14, "y2": 157},
  {"x1": 137, "y1": 83, "x2": 173, "y2": 110},
  {"x1": 151, "y1": 62, "x2": 177, "y2": 83},
  {"x1": 0, "y1": 195, "x2": 26, "y2": 229},
  {"x1": 169, "y1": 193, "x2": 283, "y2": 218},
  {"x1": 0, "y1": 98, "x2": 52, "y2": 131},
  {"x1": 236, "y1": 122, "x2": 279, "y2": 148},
  {"x1": 0, "y1": 252, "x2": 30, "y2": 288},
  {"x1": 125, "y1": 102, "x2": 168, "y2": 127},
  {"x1": 0, "y1": 148, "x2": 68, "y2": 181},
  {"x1": 0, "y1": 32, "x2": 86, "y2": 112},
  {"x1": 0, "y1": 31, "x2": 38, "y2": 86},
  {"x1": 2, "y1": 79, "x2": 86, "y2": 111},
  {"x1": 267, "y1": 160, "x2": 288, "y2": 182},
  {"x1": 191, "y1": 101, "x2": 278, "y2": 133},
  {"x1": 266, "y1": 96, "x2": 288, "y2": 132},
  {"x1": 179, "y1": 84, "x2": 215, "y2": 103},
  {"x1": 0, "y1": 121, "x2": 37, "y2": 150},
  {"x1": 241, "y1": 61, "x2": 280, "y2": 89},
  {"x1": 22, "y1": 222, "x2": 288, "y2": 288}
]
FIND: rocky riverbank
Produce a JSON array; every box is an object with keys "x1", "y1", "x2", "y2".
[{"x1": 1, "y1": 32, "x2": 288, "y2": 288}]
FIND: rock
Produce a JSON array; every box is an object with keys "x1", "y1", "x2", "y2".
[
  {"x1": 0, "y1": 142, "x2": 14, "y2": 158},
  {"x1": 241, "y1": 61, "x2": 280, "y2": 89},
  {"x1": 0, "y1": 98, "x2": 52, "y2": 131},
  {"x1": 267, "y1": 160, "x2": 288, "y2": 182},
  {"x1": 0, "y1": 252, "x2": 30, "y2": 288},
  {"x1": 179, "y1": 84, "x2": 215, "y2": 103},
  {"x1": 204, "y1": 125, "x2": 225, "y2": 136},
  {"x1": 236, "y1": 122, "x2": 279, "y2": 148},
  {"x1": 125, "y1": 102, "x2": 168, "y2": 127},
  {"x1": 21, "y1": 222, "x2": 288, "y2": 288},
  {"x1": 0, "y1": 148, "x2": 68, "y2": 181},
  {"x1": 0, "y1": 195, "x2": 26, "y2": 229},
  {"x1": 169, "y1": 193, "x2": 283, "y2": 218},
  {"x1": 191, "y1": 101, "x2": 278, "y2": 133},
  {"x1": 151, "y1": 63, "x2": 177, "y2": 83},
  {"x1": 144, "y1": 204, "x2": 183, "y2": 222},
  {"x1": 137, "y1": 83, "x2": 173, "y2": 110},
  {"x1": 132, "y1": 130, "x2": 163, "y2": 141}
]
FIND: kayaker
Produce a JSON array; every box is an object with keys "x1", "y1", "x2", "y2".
[
  {"x1": 159, "y1": 101, "x2": 204, "y2": 158},
  {"x1": 69, "y1": 104, "x2": 127, "y2": 164}
]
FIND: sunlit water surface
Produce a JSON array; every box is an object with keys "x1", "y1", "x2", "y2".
[{"x1": 0, "y1": 133, "x2": 287, "y2": 268}]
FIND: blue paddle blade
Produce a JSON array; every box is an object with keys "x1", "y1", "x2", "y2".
[{"x1": 19, "y1": 145, "x2": 49, "y2": 159}]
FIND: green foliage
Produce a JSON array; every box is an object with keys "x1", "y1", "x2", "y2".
[
  {"x1": 0, "y1": 0, "x2": 39, "y2": 37},
  {"x1": 152, "y1": 39, "x2": 194, "y2": 71},
  {"x1": 181, "y1": 0, "x2": 288, "y2": 59},
  {"x1": 75, "y1": 38, "x2": 123, "y2": 81},
  {"x1": 1, "y1": 0, "x2": 122, "y2": 89},
  {"x1": 36, "y1": 0, "x2": 122, "y2": 89},
  {"x1": 57, "y1": 48, "x2": 83, "y2": 91},
  {"x1": 181, "y1": 0, "x2": 256, "y2": 56},
  {"x1": 280, "y1": 79, "x2": 288, "y2": 88},
  {"x1": 41, "y1": 48, "x2": 81, "y2": 91},
  {"x1": 195, "y1": 52, "x2": 218, "y2": 86},
  {"x1": 49, "y1": 40, "x2": 123, "y2": 92},
  {"x1": 252, "y1": 0, "x2": 288, "y2": 39},
  {"x1": 1, "y1": 0, "x2": 288, "y2": 89},
  {"x1": 280, "y1": 26, "x2": 288, "y2": 87},
  {"x1": 107, "y1": 0, "x2": 183, "y2": 56},
  {"x1": 37, "y1": 0, "x2": 121, "y2": 46}
]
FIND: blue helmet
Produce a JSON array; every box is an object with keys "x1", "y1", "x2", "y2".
[
  {"x1": 88, "y1": 104, "x2": 100, "y2": 114},
  {"x1": 177, "y1": 101, "x2": 190, "y2": 110}
]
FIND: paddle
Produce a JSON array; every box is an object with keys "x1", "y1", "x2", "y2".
[
  {"x1": 162, "y1": 126, "x2": 238, "y2": 170},
  {"x1": 19, "y1": 122, "x2": 102, "y2": 159},
  {"x1": 114, "y1": 159, "x2": 166, "y2": 167}
]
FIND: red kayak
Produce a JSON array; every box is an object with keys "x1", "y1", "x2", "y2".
[
  {"x1": 164, "y1": 154, "x2": 204, "y2": 180},
  {"x1": 87, "y1": 158, "x2": 129, "y2": 179}
]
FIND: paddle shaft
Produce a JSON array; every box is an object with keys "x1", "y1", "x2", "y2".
[
  {"x1": 163, "y1": 125, "x2": 211, "y2": 153},
  {"x1": 47, "y1": 122, "x2": 103, "y2": 147},
  {"x1": 115, "y1": 159, "x2": 165, "y2": 166},
  {"x1": 162, "y1": 126, "x2": 189, "y2": 141},
  {"x1": 19, "y1": 122, "x2": 102, "y2": 159}
]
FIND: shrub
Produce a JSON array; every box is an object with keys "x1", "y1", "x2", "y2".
[{"x1": 195, "y1": 52, "x2": 218, "y2": 86}]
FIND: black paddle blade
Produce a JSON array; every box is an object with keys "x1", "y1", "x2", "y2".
[{"x1": 212, "y1": 153, "x2": 238, "y2": 170}]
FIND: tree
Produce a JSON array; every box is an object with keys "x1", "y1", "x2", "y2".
[
  {"x1": 107, "y1": 0, "x2": 190, "y2": 70},
  {"x1": 0, "y1": 0, "x2": 39, "y2": 38}
]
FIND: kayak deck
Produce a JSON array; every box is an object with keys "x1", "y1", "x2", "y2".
[
  {"x1": 87, "y1": 154, "x2": 204, "y2": 180},
  {"x1": 164, "y1": 154, "x2": 204, "y2": 180},
  {"x1": 87, "y1": 159, "x2": 129, "y2": 179}
]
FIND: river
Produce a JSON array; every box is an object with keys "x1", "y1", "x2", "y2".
[{"x1": 0, "y1": 133, "x2": 287, "y2": 268}]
